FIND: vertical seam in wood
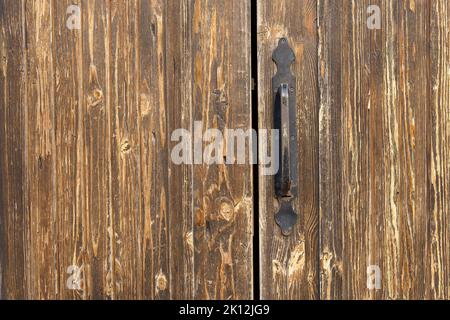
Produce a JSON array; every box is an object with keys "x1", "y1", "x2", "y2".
[
  {"x1": 315, "y1": 0, "x2": 321, "y2": 300},
  {"x1": 105, "y1": 0, "x2": 115, "y2": 300},
  {"x1": 20, "y1": 0, "x2": 29, "y2": 298},
  {"x1": 76, "y1": 0, "x2": 86, "y2": 300},
  {"x1": 135, "y1": 0, "x2": 144, "y2": 300},
  {"x1": 162, "y1": 0, "x2": 172, "y2": 300},
  {"x1": 49, "y1": 0, "x2": 58, "y2": 298}
]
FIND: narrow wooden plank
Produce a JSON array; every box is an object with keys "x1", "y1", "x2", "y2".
[
  {"x1": 378, "y1": 0, "x2": 401, "y2": 299},
  {"x1": 340, "y1": 0, "x2": 371, "y2": 300},
  {"x1": 258, "y1": 0, "x2": 319, "y2": 299},
  {"x1": 367, "y1": 0, "x2": 384, "y2": 301},
  {"x1": 81, "y1": 0, "x2": 113, "y2": 299},
  {"x1": 0, "y1": 0, "x2": 27, "y2": 299},
  {"x1": 52, "y1": 0, "x2": 85, "y2": 300},
  {"x1": 138, "y1": 0, "x2": 171, "y2": 299},
  {"x1": 429, "y1": 0, "x2": 449, "y2": 300},
  {"x1": 165, "y1": 0, "x2": 194, "y2": 299},
  {"x1": 397, "y1": 0, "x2": 430, "y2": 299},
  {"x1": 24, "y1": 0, "x2": 56, "y2": 299},
  {"x1": 110, "y1": 0, "x2": 144, "y2": 299},
  {"x1": 317, "y1": 0, "x2": 344, "y2": 299},
  {"x1": 192, "y1": 0, "x2": 253, "y2": 299},
  {"x1": 319, "y1": 0, "x2": 434, "y2": 299}
]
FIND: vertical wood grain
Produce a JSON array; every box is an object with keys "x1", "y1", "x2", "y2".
[
  {"x1": 318, "y1": 0, "x2": 437, "y2": 299},
  {"x1": 53, "y1": 0, "x2": 85, "y2": 300},
  {"x1": 5, "y1": 0, "x2": 449, "y2": 301},
  {"x1": 24, "y1": 0, "x2": 57, "y2": 299},
  {"x1": 317, "y1": 0, "x2": 344, "y2": 299},
  {"x1": 192, "y1": 0, "x2": 253, "y2": 300},
  {"x1": 110, "y1": 0, "x2": 144, "y2": 299},
  {"x1": 318, "y1": 0, "x2": 371, "y2": 300},
  {"x1": 0, "y1": 0, "x2": 27, "y2": 299},
  {"x1": 1, "y1": 0, "x2": 253, "y2": 300},
  {"x1": 429, "y1": 0, "x2": 449, "y2": 300},
  {"x1": 81, "y1": 0, "x2": 112, "y2": 299},
  {"x1": 397, "y1": 0, "x2": 430, "y2": 299},
  {"x1": 165, "y1": 0, "x2": 195, "y2": 299},
  {"x1": 138, "y1": 0, "x2": 171, "y2": 300},
  {"x1": 367, "y1": 0, "x2": 385, "y2": 301},
  {"x1": 258, "y1": 0, "x2": 320, "y2": 299}
]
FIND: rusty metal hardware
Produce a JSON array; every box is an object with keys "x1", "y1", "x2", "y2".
[{"x1": 273, "y1": 38, "x2": 298, "y2": 236}]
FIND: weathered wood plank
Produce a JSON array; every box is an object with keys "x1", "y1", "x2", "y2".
[
  {"x1": 319, "y1": 0, "x2": 372, "y2": 300},
  {"x1": 165, "y1": 0, "x2": 194, "y2": 299},
  {"x1": 379, "y1": 0, "x2": 402, "y2": 299},
  {"x1": 81, "y1": 0, "x2": 113, "y2": 299},
  {"x1": 317, "y1": 0, "x2": 344, "y2": 299},
  {"x1": 110, "y1": 0, "x2": 144, "y2": 299},
  {"x1": 318, "y1": 0, "x2": 436, "y2": 299},
  {"x1": 0, "y1": 0, "x2": 27, "y2": 300},
  {"x1": 138, "y1": 0, "x2": 171, "y2": 299},
  {"x1": 341, "y1": 0, "x2": 371, "y2": 300},
  {"x1": 258, "y1": 0, "x2": 319, "y2": 299},
  {"x1": 24, "y1": 0, "x2": 56, "y2": 299},
  {"x1": 53, "y1": 0, "x2": 85, "y2": 300},
  {"x1": 367, "y1": 0, "x2": 384, "y2": 301},
  {"x1": 397, "y1": 0, "x2": 430, "y2": 299},
  {"x1": 192, "y1": 0, "x2": 253, "y2": 300},
  {"x1": 429, "y1": 0, "x2": 449, "y2": 300}
]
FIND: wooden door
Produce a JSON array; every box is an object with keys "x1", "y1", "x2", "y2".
[
  {"x1": 0, "y1": 0, "x2": 252, "y2": 300},
  {"x1": 258, "y1": 0, "x2": 450, "y2": 300},
  {"x1": 1, "y1": 0, "x2": 450, "y2": 301}
]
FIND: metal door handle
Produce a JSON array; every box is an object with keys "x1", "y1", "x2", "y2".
[{"x1": 273, "y1": 38, "x2": 297, "y2": 236}]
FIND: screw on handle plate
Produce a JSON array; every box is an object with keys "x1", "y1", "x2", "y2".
[{"x1": 273, "y1": 38, "x2": 298, "y2": 236}]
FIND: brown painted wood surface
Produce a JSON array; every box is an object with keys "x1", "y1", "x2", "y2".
[{"x1": 0, "y1": 0, "x2": 252, "y2": 300}]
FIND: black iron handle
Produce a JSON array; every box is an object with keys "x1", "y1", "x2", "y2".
[
  {"x1": 273, "y1": 38, "x2": 298, "y2": 236},
  {"x1": 278, "y1": 83, "x2": 292, "y2": 197}
]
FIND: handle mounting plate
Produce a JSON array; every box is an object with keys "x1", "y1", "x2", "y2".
[{"x1": 272, "y1": 38, "x2": 298, "y2": 236}]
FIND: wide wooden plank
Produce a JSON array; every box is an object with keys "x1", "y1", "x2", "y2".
[
  {"x1": 258, "y1": 0, "x2": 320, "y2": 299},
  {"x1": 318, "y1": 0, "x2": 438, "y2": 299}
]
